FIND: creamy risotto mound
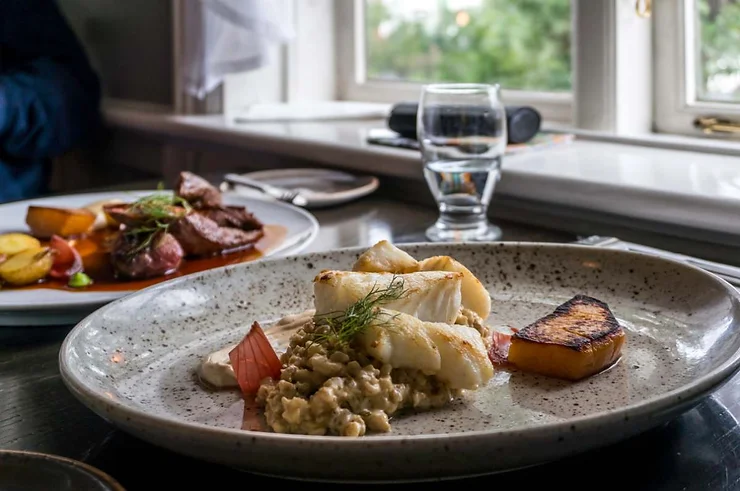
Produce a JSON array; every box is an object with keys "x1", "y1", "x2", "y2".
[{"x1": 256, "y1": 308, "x2": 489, "y2": 437}]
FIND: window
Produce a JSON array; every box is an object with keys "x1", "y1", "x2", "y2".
[
  {"x1": 654, "y1": 0, "x2": 740, "y2": 136},
  {"x1": 336, "y1": 0, "x2": 740, "y2": 141},
  {"x1": 364, "y1": 0, "x2": 572, "y2": 93},
  {"x1": 336, "y1": 0, "x2": 574, "y2": 123},
  {"x1": 694, "y1": 0, "x2": 740, "y2": 104},
  {"x1": 182, "y1": 0, "x2": 740, "y2": 146}
]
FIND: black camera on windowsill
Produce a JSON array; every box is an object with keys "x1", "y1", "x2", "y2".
[{"x1": 387, "y1": 102, "x2": 542, "y2": 144}]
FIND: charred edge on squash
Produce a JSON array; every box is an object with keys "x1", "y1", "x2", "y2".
[{"x1": 511, "y1": 294, "x2": 623, "y2": 352}]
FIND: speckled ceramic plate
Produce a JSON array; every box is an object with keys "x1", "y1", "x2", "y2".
[
  {"x1": 0, "y1": 190, "x2": 318, "y2": 326},
  {"x1": 59, "y1": 243, "x2": 740, "y2": 482}
]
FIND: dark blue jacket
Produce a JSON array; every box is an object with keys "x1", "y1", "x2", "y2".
[{"x1": 0, "y1": 0, "x2": 101, "y2": 203}]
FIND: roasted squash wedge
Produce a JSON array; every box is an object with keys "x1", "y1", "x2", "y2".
[
  {"x1": 507, "y1": 295, "x2": 625, "y2": 381},
  {"x1": 25, "y1": 206, "x2": 96, "y2": 238}
]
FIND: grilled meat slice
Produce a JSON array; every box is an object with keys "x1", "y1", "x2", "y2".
[
  {"x1": 175, "y1": 171, "x2": 222, "y2": 208},
  {"x1": 507, "y1": 295, "x2": 625, "y2": 381},
  {"x1": 196, "y1": 206, "x2": 263, "y2": 231},
  {"x1": 110, "y1": 231, "x2": 184, "y2": 279},
  {"x1": 169, "y1": 213, "x2": 264, "y2": 257},
  {"x1": 102, "y1": 202, "x2": 187, "y2": 229}
]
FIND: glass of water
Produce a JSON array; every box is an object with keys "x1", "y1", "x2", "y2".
[{"x1": 418, "y1": 83, "x2": 507, "y2": 242}]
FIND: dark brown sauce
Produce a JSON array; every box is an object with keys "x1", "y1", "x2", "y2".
[{"x1": 9, "y1": 224, "x2": 287, "y2": 293}]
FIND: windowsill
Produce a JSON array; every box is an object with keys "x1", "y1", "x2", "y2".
[{"x1": 103, "y1": 101, "x2": 740, "y2": 242}]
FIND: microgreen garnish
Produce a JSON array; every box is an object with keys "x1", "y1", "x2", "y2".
[
  {"x1": 123, "y1": 192, "x2": 191, "y2": 256},
  {"x1": 311, "y1": 275, "x2": 408, "y2": 347}
]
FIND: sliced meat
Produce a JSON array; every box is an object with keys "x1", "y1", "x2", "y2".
[
  {"x1": 196, "y1": 206, "x2": 263, "y2": 231},
  {"x1": 110, "y1": 231, "x2": 184, "y2": 279},
  {"x1": 175, "y1": 171, "x2": 222, "y2": 208},
  {"x1": 169, "y1": 213, "x2": 264, "y2": 257},
  {"x1": 103, "y1": 203, "x2": 186, "y2": 229}
]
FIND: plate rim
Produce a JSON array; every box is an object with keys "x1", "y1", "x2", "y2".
[
  {"x1": 59, "y1": 241, "x2": 740, "y2": 446},
  {"x1": 0, "y1": 449, "x2": 126, "y2": 490},
  {"x1": 237, "y1": 168, "x2": 380, "y2": 203},
  {"x1": 0, "y1": 189, "x2": 320, "y2": 312}
]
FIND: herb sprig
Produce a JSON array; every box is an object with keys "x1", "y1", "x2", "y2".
[
  {"x1": 123, "y1": 191, "x2": 192, "y2": 256},
  {"x1": 311, "y1": 275, "x2": 408, "y2": 347}
]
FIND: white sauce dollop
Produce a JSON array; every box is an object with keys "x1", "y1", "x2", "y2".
[
  {"x1": 197, "y1": 343, "x2": 238, "y2": 388},
  {"x1": 198, "y1": 309, "x2": 315, "y2": 389}
]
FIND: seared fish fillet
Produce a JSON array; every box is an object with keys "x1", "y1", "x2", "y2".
[
  {"x1": 352, "y1": 240, "x2": 420, "y2": 274},
  {"x1": 507, "y1": 295, "x2": 625, "y2": 381},
  {"x1": 356, "y1": 308, "x2": 494, "y2": 390},
  {"x1": 419, "y1": 255, "x2": 491, "y2": 320},
  {"x1": 313, "y1": 270, "x2": 462, "y2": 324}
]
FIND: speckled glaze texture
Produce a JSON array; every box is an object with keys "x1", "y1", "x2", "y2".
[{"x1": 59, "y1": 242, "x2": 740, "y2": 482}]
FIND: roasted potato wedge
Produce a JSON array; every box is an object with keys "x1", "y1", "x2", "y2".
[
  {"x1": 0, "y1": 247, "x2": 54, "y2": 286},
  {"x1": 25, "y1": 206, "x2": 96, "y2": 238},
  {"x1": 0, "y1": 233, "x2": 41, "y2": 256}
]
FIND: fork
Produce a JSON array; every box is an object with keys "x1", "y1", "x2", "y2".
[
  {"x1": 576, "y1": 235, "x2": 740, "y2": 287},
  {"x1": 223, "y1": 173, "x2": 308, "y2": 207}
]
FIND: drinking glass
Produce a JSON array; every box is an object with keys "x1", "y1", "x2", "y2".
[{"x1": 417, "y1": 83, "x2": 507, "y2": 242}]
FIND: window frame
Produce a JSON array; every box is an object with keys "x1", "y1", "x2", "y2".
[
  {"x1": 653, "y1": 0, "x2": 740, "y2": 137},
  {"x1": 334, "y1": 0, "x2": 574, "y2": 125}
]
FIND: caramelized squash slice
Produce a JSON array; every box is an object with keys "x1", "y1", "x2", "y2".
[
  {"x1": 25, "y1": 206, "x2": 96, "y2": 238},
  {"x1": 507, "y1": 295, "x2": 625, "y2": 381}
]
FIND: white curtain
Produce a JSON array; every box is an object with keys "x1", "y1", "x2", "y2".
[{"x1": 181, "y1": 0, "x2": 294, "y2": 100}]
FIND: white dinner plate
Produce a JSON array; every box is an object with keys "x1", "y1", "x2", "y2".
[
  {"x1": 59, "y1": 242, "x2": 740, "y2": 482},
  {"x1": 224, "y1": 168, "x2": 379, "y2": 208},
  {"x1": 0, "y1": 190, "x2": 318, "y2": 326}
]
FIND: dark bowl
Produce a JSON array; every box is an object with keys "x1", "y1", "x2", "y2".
[{"x1": 0, "y1": 450, "x2": 124, "y2": 491}]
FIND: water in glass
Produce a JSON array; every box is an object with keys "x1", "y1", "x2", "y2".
[{"x1": 418, "y1": 83, "x2": 507, "y2": 242}]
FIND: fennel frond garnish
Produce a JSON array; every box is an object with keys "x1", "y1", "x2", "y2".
[{"x1": 311, "y1": 275, "x2": 408, "y2": 347}]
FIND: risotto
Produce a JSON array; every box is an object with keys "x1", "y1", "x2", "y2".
[{"x1": 256, "y1": 310, "x2": 487, "y2": 437}]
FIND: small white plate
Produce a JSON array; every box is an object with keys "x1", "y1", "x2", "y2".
[
  {"x1": 225, "y1": 168, "x2": 379, "y2": 208},
  {"x1": 0, "y1": 190, "x2": 319, "y2": 326}
]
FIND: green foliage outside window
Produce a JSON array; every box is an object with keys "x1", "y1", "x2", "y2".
[
  {"x1": 366, "y1": 0, "x2": 740, "y2": 101},
  {"x1": 365, "y1": 0, "x2": 572, "y2": 92},
  {"x1": 698, "y1": 0, "x2": 740, "y2": 102}
]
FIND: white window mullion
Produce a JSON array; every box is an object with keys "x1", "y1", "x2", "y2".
[{"x1": 572, "y1": 0, "x2": 652, "y2": 135}]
